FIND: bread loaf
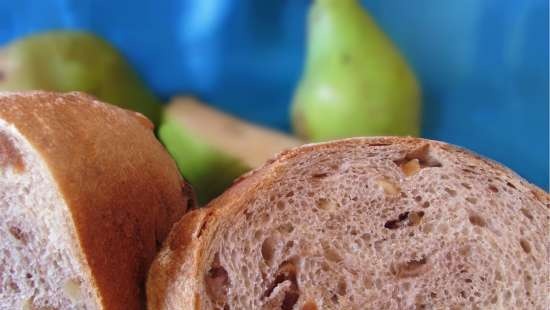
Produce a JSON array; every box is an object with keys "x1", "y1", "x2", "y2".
[
  {"x1": 147, "y1": 137, "x2": 549, "y2": 309},
  {"x1": 0, "y1": 91, "x2": 193, "y2": 309}
]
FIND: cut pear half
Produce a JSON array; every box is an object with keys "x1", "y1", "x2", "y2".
[{"x1": 159, "y1": 97, "x2": 303, "y2": 204}]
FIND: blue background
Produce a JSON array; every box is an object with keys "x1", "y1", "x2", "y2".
[{"x1": 1, "y1": 0, "x2": 548, "y2": 189}]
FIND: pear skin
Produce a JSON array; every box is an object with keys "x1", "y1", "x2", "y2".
[
  {"x1": 292, "y1": 0, "x2": 421, "y2": 141},
  {"x1": 159, "y1": 118, "x2": 248, "y2": 204},
  {"x1": 0, "y1": 31, "x2": 161, "y2": 125},
  {"x1": 160, "y1": 97, "x2": 303, "y2": 204}
]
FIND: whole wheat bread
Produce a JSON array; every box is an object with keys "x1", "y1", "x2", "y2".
[
  {"x1": 0, "y1": 92, "x2": 193, "y2": 310},
  {"x1": 147, "y1": 137, "x2": 549, "y2": 310}
]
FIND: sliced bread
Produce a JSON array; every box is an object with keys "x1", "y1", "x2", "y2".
[
  {"x1": 0, "y1": 92, "x2": 193, "y2": 309},
  {"x1": 147, "y1": 137, "x2": 549, "y2": 310}
]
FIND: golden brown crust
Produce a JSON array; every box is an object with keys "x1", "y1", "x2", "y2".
[
  {"x1": 147, "y1": 136, "x2": 549, "y2": 309},
  {"x1": 147, "y1": 209, "x2": 207, "y2": 309},
  {"x1": 0, "y1": 91, "x2": 191, "y2": 310}
]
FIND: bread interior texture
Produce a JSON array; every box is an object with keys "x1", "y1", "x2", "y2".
[
  {"x1": 200, "y1": 141, "x2": 547, "y2": 309},
  {"x1": 0, "y1": 121, "x2": 97, "y2": 310}
]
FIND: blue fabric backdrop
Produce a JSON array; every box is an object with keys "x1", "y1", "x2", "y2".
[{"x1": 0, "y1": 0, "x2": 548, "y2": 188}]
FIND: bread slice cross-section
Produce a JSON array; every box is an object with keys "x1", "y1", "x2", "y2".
[
  {"x1": 0, "y1": 91, "x2": 192, "y2": 310},
  {"x1": 147, "y1": 137, "x2": 549, "y2": 310}
]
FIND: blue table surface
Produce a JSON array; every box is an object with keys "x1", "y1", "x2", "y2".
[{"x1": 1, "y1": 0, "x2": 548, "y2": 189}]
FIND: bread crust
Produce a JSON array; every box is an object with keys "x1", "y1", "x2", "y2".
[
  {"x1": 147, "y1": 136, "x2": 549, "y2": 309},
  {"x1": 0, "y1": 91, "x2": 191, "y2": 310}
]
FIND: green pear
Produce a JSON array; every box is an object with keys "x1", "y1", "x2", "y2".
[
  {"x1": 0, "y1": 31, "x2": 161, "y2": 125},
  {"x1": 292, "y1": 0, "x2": 421, "y2": 141},
  {"x1": 159, "y1": 97, "x2": 303, "y2": 204}
]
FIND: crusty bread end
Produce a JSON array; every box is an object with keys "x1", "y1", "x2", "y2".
[{"x1": 0, "y1": 91, "x2": 192, "y2": 309}]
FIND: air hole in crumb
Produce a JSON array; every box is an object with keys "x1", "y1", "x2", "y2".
[
  {"x1": 465, "y1": 197, "x2": 477, "y2": 204},
  {"x1": 197, "y1": 214, "x2": 211, "y2": 238},
  {"x1": 337, "y1": 279, "x2": 347, "y2": 295},
  {"x1": 422, "y1": 201, "x2": 430, "y2": 208},
  {"x1": 384, "y1": 211, "x2": 424, "y2": 229},
  {"x1": 9, "y1": 226, "x2": 27, "y2": 244},
  {"x1": 444, "y1": 188, "x2": 457, "y2": 197},
  {"x1": 384, "y1": 212, "x2": 408, "y2": 229},
  {"x1": 458, "y1": 245, "x2": 471, "y2": 256},
  {"x1": 488, "y1": 185, "x2": 499, "y2": 193},
  {"x1": 468, "y1": 213, "x2": 486, "y2": 227},
  {"x1": 278, "y1": 223, "x2": 294, "y2": 234},
  {"x1": 282, "y1": 291, "x2": 299, "y2": 310},
  {"x1": 0, "y1": 133, "x2": 26, "y2": 173},
  {"x1": 8, "y1": 281, "x2": 19, "y2": 292},
  {"x1": 414, "y1": 196, "x2": 422, "y2": 202},
  {"x1": 261, "y1": 237, "x2": 277, "y2": 263},
  {"x1": 519, "y1": 208, "x2": 533, "y2": 221},
  {"x1": 323, "y1": 245, "x2": 343, "y2": 262},
  {"x1": 259, "y1": 213, "x2": 271, "y2": 225},
  {"x1": 461, "y1": 183, "x2": 472, "y2": 190},
  {"x1": 263, "y1": 261, "x2": 299, "y2": 310},
  {"x1": 495, "y1": 271, "x2": 502, "y2": 281},
  {"x1": 367, "y1": 142, "x2": 391, "y2": 147},
  {"x1": 506, "y1": 182, "x2": 517, "y2": 189},
  {"x1": 205, "y1": 254, "x2": 230, "y2": 308},
  {"x1": 276, "y1": 201, "x2": 285, "y2": 210},
  {"x1": 286, "y1": 191, "x2": 295, "y2": 197},
  {"x1": 285, "y1": 240, "x2": 294, "y2": 251},
  {"x1": 312, "y1": 172, "x2": 329, "y2": 179},
  {"x1": 519, "y1": 239, "x2": 531, "y2": 254}
]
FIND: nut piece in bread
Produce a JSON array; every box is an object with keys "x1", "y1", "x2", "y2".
[
  {"x1": 0, "y1": 91, "x2": 192, "y2": 309},
  {"x1": 147, "y1": 137, "x2": 549, "y2": 310}
]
